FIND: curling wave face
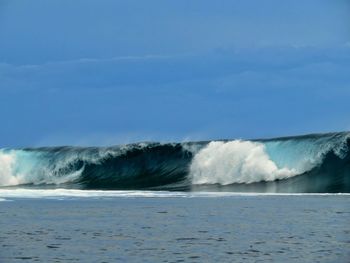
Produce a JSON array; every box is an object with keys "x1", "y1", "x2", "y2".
[{"x1": 0, "y1": 132, "x2": 349, "y2": 193}]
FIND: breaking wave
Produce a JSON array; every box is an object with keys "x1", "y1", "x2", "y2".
[{"x1": 0, "y1": 132, "x2": 349, "y2": 193}]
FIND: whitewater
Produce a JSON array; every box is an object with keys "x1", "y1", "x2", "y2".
[{"x1": 0, "y1": 132, "x2": 349, "y2": 193}]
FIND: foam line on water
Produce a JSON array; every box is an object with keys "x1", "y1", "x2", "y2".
[{"x1": 0, "y1": 189, "x2": 349, "y2": 200}]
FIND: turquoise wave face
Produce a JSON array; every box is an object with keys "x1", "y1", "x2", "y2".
[
  {"x1": 264, "y1": 132, "x2": 349, "y2": 171},
  {"x1": 0, "y1": 132, "x2": 349, "y2": 193}
]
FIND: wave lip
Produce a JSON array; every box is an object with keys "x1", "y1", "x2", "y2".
[{"x1": 0, "y1": 132, "x2": 349, "y2": 193}]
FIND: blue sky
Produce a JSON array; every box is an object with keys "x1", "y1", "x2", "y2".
[{"x1": 0, "y1": 0, "x2": 349, "y2": 147}]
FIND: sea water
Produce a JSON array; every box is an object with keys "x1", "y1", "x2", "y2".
[{"x1": 1, "y1": 193, "x2": 349, "y2": 262}]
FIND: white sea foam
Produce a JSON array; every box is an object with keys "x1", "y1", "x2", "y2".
[
  {"x1": 190, "y1": 140, "x2": 299, "y2": 185},
  {"x1": 0, "y1": 151, "x2": 20, "y2": 186},
  {"x1": 0, "y1": 189, "x2": 347, "y2": 200}
]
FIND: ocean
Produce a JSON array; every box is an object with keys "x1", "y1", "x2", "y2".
[
  {"x1": 1, "y1": 132, "x2": 350, "y2": 262},
  {"x1": 1, "y1": 193, "x2": 349, "y2": 262}
]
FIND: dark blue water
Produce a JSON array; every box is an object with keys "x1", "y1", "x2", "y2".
[{"x1": 1, "y1": 195, "x2": 349, "y2": 262}]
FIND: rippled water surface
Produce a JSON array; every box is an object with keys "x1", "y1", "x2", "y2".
[{"x1": 1, "y1": 195, "x2": 349, "y2": 262}]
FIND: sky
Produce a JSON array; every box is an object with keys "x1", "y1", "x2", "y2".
[{"x1": 0, "y1": 0, "x2": 350, "y2": 147}]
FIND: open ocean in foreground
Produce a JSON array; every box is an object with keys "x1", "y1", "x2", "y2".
[{"x1": 1, "y1": 193, "x2": 349, "y2": 263}]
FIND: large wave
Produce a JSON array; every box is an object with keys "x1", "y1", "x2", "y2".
[{"x1": 0, "y1": 132, "x2": 349, "y2": 193}]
